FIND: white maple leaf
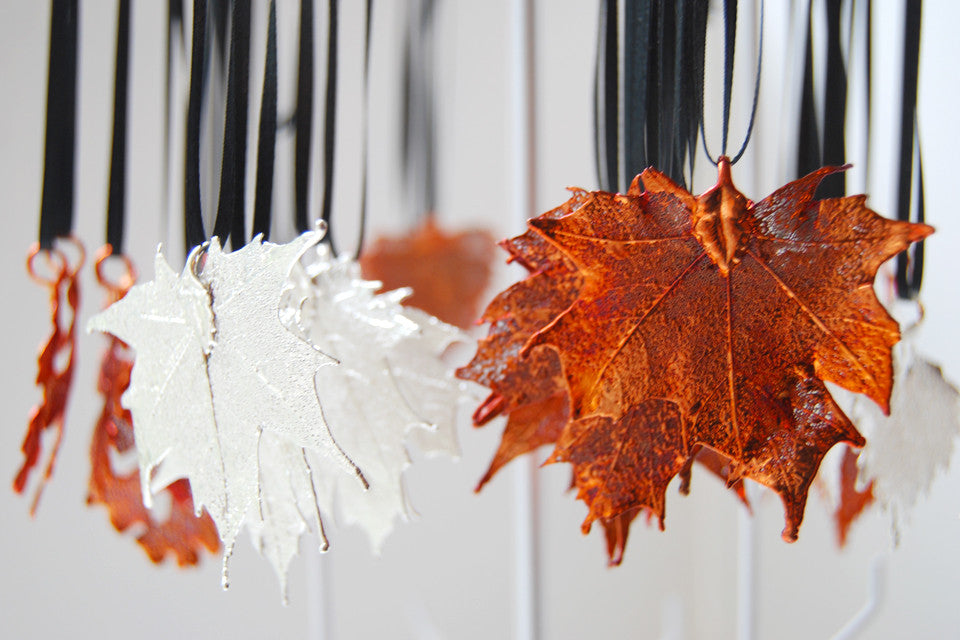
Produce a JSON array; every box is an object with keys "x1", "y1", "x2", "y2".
[
  {"x1": 247, "y1": 429, "x2": 330, "y2": 599},
  {"x1": 285, "y1": 245, "x2": 473, "y2": 552},
  {"x1": 830, "y1": 300, "x2": 960, "y2": 540},
  {"x1": 857, "y1": 338, "x2": 960, "y2": 539},
  {"x1": 88, "y1": 231, "x2": 363, "y2": 592}
]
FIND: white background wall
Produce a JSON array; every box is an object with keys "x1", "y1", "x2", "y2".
[{"x1": 1, "y1": 1, "x2": 958, "y2": 638}]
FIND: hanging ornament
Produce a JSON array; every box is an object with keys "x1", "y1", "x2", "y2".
[
  {"x1": 88, "y1": 253, "x2": 220, "y2": 566},
  {"x1": 461, "y1": 0, "x2": 767, "y2": 564},
  {"x1": 89, "y1": 0, "x2": 472, "y2": 596},
  {"x1": 360, "y1": 0, "x2": 494, "y2": 329},
  {"x1": 361, "y1": 220, "x2": 495, "y2": 330},
  {"x1": 89, "y1": 0, "x2": 364, "y2": 592},
  {"x1": 287, "y1": 242, "x2": 470, "y2": 552},
  {"x1": 86, "y1": 0, "x2": 220, "y2": 566},
  {"x1": 88, "y1": 229, "x2": 365, "y2": 590},
  {"x1": 461, "y1": 151, "x2": 931, "y2": 558},
  {"x1": 19, "y1": 241, "x2": 83, "y2": 514},
  {"x1": 279, "y1": 0, "x2": 469, "y2": 565},
  {"x1": 15, "y1": 0, "x2": 84, "y2": 514},
  {"x1": 538, "y1": 158, "x2": 928, "y2": 539}
]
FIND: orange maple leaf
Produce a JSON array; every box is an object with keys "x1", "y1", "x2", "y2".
[
  {"x1": 459, "y1": 191, "x2": 752, "y2": 562},
  {"x1": 360, "y1": 218, "x2": 496, "y2": 329},
  {"x1": 528, "y1": 158, "x2": 931, "y2": 540},
  {"x1": 457, "y1": 195, "x2": 586, "y2": 488},
  {"x1": 600, "y1": 445, "x2": 751, "y2": 565}
]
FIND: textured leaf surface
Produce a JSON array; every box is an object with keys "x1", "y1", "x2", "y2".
[
  {"x1": 459, "y1": 189, "x2": 750, "y2": 562},
  {"x1": 290, "y1": 246, "x2": 470, "y2": 551},
  {"x1": 457, "y1": 195, "x2": 586, "y2": 487},
  {"x1": 524, "y1": 159, "x2": 930, "y2": 540},
  {"x1": 360, "y1": 218, "x2": 496, "y2": 329},
  {"x1": 87, "y1": 334, "x2": 219, "y2": 565},
  {"x1": 88, "y1": 232, "x2": 361, "y2": 593}
]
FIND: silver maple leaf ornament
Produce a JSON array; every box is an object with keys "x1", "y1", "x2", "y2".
[
  {"x1": 88, "y1": 229, "x2": 363, "y2": 595},
  {"x1": 88, "y1": 226, "x2": 481, "y2": 597},
  {"x1": 288, "y1": 245, "x2": 472, "y2": 553}
]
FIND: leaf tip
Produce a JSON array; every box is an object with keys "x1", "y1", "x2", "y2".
[{"x1": 781, "y1": 525, "x2": 800, "y2": 543}]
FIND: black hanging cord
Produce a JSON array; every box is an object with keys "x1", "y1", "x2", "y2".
[
  {"x1": 184, "y1": 0, "x2": 208, "y2": 250},
  {"x1": 603, "y1": 1, "x2": 708, "y2": 191},
  {"x1": 795, "y1": 3, "x2": 821, "y2": 178},
  {"x1": 211, "y1": 0, "x2": 230, "y2": 72},
  {"x1": 654, "y1": 4, "x2": 675, "y2": 179},
  {"x1": 895, "y1": 0, "x2": 925, "y2": 299},
  {"x1": 294, "y1": 0, "x2": 314, "y2": 233},
  {"x1": 669, "y1": 3, "x2": 689, "y2": 182},
  {"x1": 623, "y1": 1, "x2": 652, "y2": 188},
  {"x1": 38, "y1": 0, "x2": 80, "y2": 249},
  {"x1": 163, "y1": 0, "x2": 184, "y2": 224},
  {"x1": 106, "y1": 0, "x2": 131, "y2": 254},
  {"x1": 817, "y1": 0, "x2": 848, "y2": 198},
  {"x1": 252, "y1": 0, "x2": 278, "y2": 240},
  {"x1": 593, "y1": 0, "x2": 618, "y2": 192},
  {"x1": 213, "y1": 0, "x2": 252, "y2": 246},
  {"x1": 701, "y1": 0, "x2": 762, "y2": 166},
  {"x1": 319, "y1": 0, "x2": 339, "y2": 253},
  {"x1": 719, "y1": 0, "x2": 736, "y2": 155}
]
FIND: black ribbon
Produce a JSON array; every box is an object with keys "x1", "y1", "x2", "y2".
[
  {"x1": 106, "y1": 0, "x2": 131, "y2": 253},
  {"x1": 594, "y1": 0, "x2": 618, "y2": 192},
  {"x1": 294, "y1": 0, "x2": 314, "y2": 234},
  {"x1": 598, "y1": 1, "x2": 710, "y2": 192},
  {"x1": 252, "y1": 0, "x2": 278, "y2": 240},
  {"x1": 163, "y1": 0, "x2": 184, "y2": 221},
  {"x1": 701, "y1": 0, "x2": 762, "y2": 166},
  {"x1": 319, "y1": 0, "x2": 339, "y2": 249},
  {"x1": 213, "y1": 0, "x2": 252, "y2": 246},
  {"x1": 184, "y1": 0, "x2": 208, "y2": 250},
  {"x1": 796, "y1": 6, "x2": 821, "y2": 180},
  {"x1": 38, "y1": 0, "x2": 80, "y2": 249},
  {"x1": 895, "y1": 0, "x2": 925, "y2": 299},
  {"x1": 817, "y1": 0, "x2": 847, "y2": 199},
  {"x1": 184, "y1": 0, "x2": 253, "y2": 250},
  {"x1": 623, "y1": 1, "x2": 652, "y2": 187}
]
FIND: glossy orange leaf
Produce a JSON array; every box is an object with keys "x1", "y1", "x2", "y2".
[
  {"x1": 360, "y1": 218, "x2": 496, "y2": 329},
  {"x1": 460, "y1": 190, "x2": 752, "y2": 564},
  {"x1": 599, "y1": 509, "x2": 645, "y2": 566},
  {"x1": 457, "y1": 195, "x2": 586, "y2": 488},
  {"x1": 598, "y1": 446, "x2": 750, "y2": 565},
  {"x1": 527, "y1": 158, "x2": 932, "y2": 540}
]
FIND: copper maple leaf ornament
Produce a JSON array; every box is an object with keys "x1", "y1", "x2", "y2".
[
  {"x1": 457, "y1": 195, "x2": 586, "y2": 489},
  {"x1": 360, "y1": 218, "x2": 496, "y2": 329},
  {"x1": 459, "y1": 189, "x2": 753, "y2": 563},
  {"x1": 527, "y1": 157, "x2": 931, "y2": 541}
]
